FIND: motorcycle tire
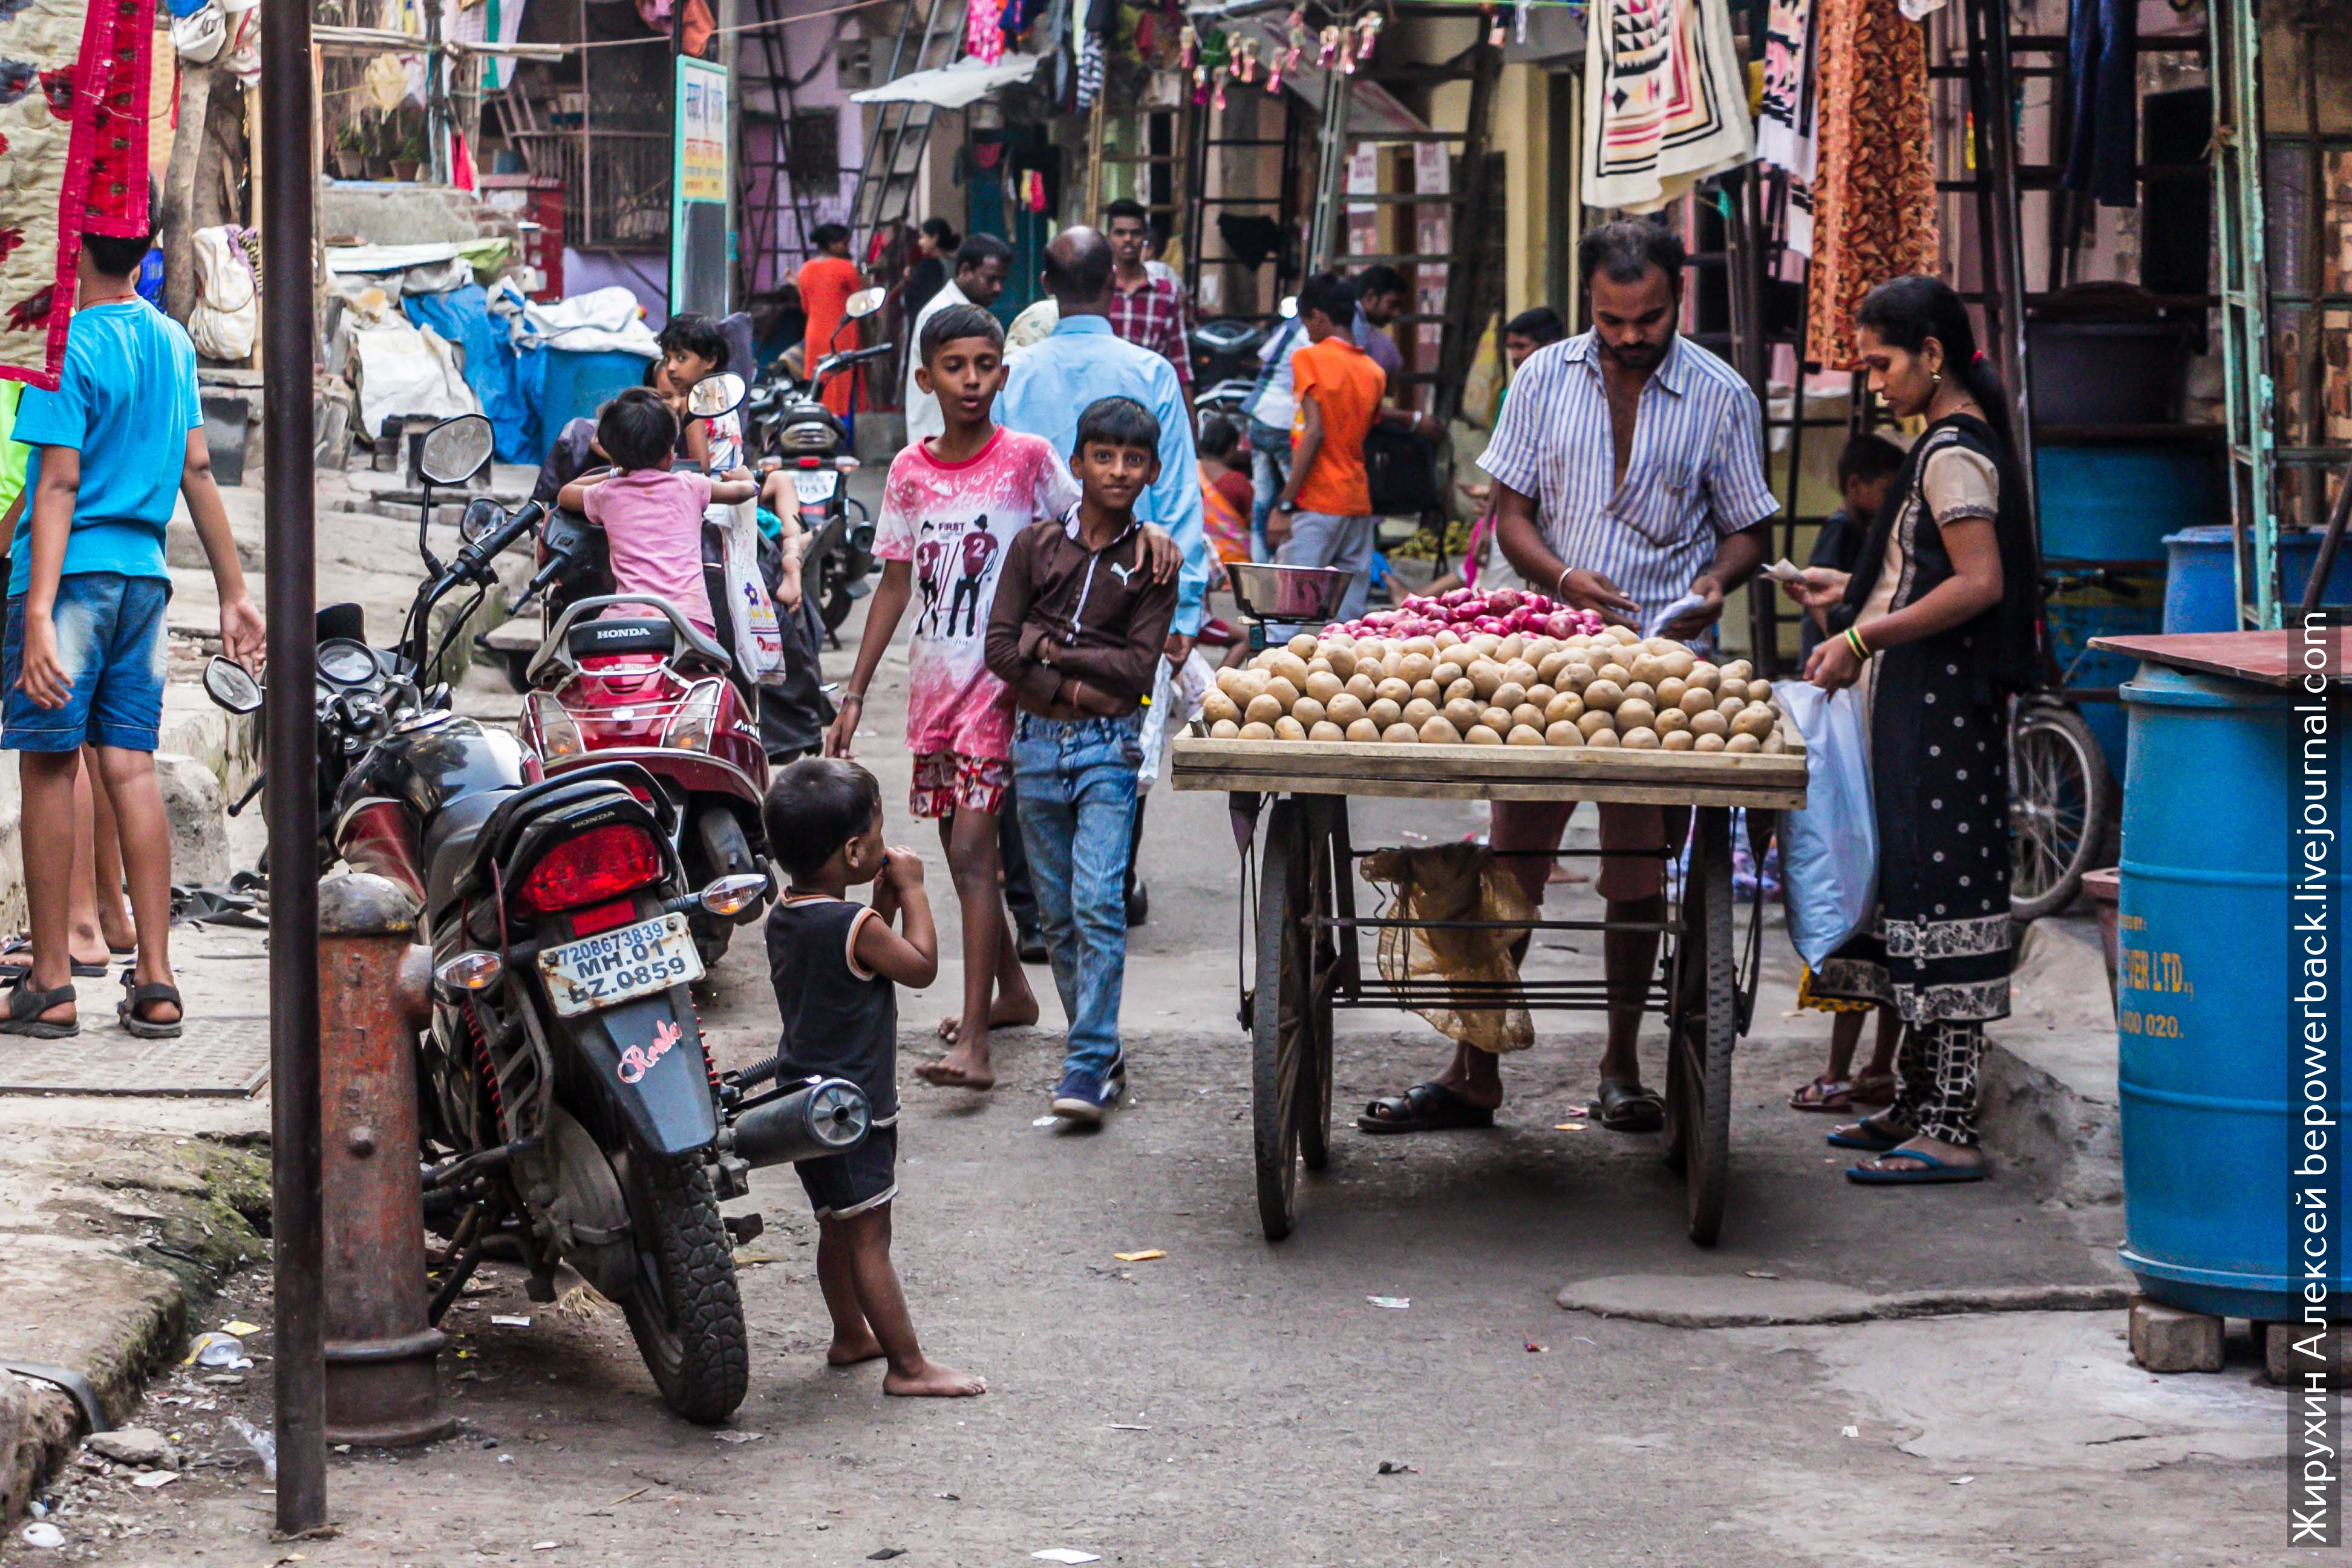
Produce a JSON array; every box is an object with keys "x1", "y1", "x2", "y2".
[
  {"x1": 819, "y1": 558, "x2": 857, "y2": 633},
  {"x1": 616, "y1": 1140, "x2": 748, "y2": 1425}
]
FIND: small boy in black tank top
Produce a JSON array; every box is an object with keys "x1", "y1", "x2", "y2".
[{"x1": 763, "y1": 758, "x2": 984, "y2": 1397}]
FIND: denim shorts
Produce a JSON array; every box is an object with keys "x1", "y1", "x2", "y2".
[{"x1": 1, "y1": 573, "x2": 172, "y2": 753}]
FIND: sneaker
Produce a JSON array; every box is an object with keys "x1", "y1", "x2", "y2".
[{"x1": 1050, "y1": 1066, "x2": 1123, "y2": 1125}]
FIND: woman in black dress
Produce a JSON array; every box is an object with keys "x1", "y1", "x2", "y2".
[{"x1": 1783, "y1": 275, "x2": 2041, "y2": 1186}]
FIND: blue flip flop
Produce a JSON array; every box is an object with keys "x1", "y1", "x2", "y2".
[
  {"x1": 1826, "y1": 1122, "x2": 1903, "y2": 1152},
  {"x1": 1846, "y1": 1149, "x2": 1988, "y2": 1185}
]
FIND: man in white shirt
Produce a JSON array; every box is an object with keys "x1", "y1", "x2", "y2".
[{"x1": 901, "y1": 234, "x2": 1013, "y2": 448}]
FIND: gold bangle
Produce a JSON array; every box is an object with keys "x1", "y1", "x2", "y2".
[{"x1": 1844, "y1": 626, "x2": 1870, "y2": 661}]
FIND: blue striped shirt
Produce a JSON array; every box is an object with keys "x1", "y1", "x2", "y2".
[{"x1": 1474, "y1": 332, "x2": 1777, "y2": 629}]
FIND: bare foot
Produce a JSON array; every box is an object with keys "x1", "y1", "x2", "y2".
[
  {"x1": 936, "y1": 991, "x2": 1040, "y2": 1044},
  {"x1": 914, "y1": 1041, "x2": 996, "y2": 1090},
  {"x1": 883, "y1": 1357, "x2": 985, "y2": 1397},
  {"x1": 826, "y1": 1334, "x2": 887, "y2": 1367}
]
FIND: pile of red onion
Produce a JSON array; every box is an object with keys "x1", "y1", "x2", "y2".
[{"x1": 1326, "y1": 587, "x2": 1607, "y2": 642}]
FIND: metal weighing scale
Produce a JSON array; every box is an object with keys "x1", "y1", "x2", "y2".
[{"x1": 1224, "y1": 562, "x2": 1360, "y2": 655}]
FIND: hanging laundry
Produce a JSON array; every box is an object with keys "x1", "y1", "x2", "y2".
[
  {"x1": 1580, "y1": 0, "x2": 1756, "y2": 214},
  {"x1": 1756, "y1": 0, "x2": 1818, "y2": 254},
  {"x1": 967, "y1": 0, "x2": 1007, "y2": 64},
  {"x1": 1076, "y1": 27, "x2": 1105, "y2": 108},
  {"x1": 1802, "y1": 0, "x2": 1935, "y2": 369},
  {"x1": 2063, "y1": 0, "x2": 2137, "y2": 207}
]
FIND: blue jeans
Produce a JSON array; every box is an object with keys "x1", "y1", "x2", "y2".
[
  {"x1": 1012, "y1": 711, "x2": 1142, "y2": 1079},
  {"x1": 1, "y1": 575, "x2": 171, "y2": 753},
  {"x1": 1247, "y1": 416, "x2": 1292, "y2": 563}
]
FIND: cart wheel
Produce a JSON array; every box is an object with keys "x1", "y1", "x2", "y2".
[
  {"x1": 1296, "y1": 800, "x2": 1338, "y2": 1174},
  {"x1": 1662, "y1": 809, "x2": 1734, "y2": 1246},
  {"x1": 1253, "y1": 799, "x2": 1322, "y2": 1240}
]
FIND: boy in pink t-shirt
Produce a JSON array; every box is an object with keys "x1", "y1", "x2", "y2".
[
  {"x1": 557, "y1": 388, "x2": 755, "y2": 635},
  {"x1": 828, "y1": 305, "x2": 1076, "y2": 1089}
]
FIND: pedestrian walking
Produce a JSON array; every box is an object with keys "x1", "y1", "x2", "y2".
[
  {"x1": 2, "y1": 221, "x2": 266, "y2": 1038},
  {"x1": 985, "y1": 396, "x2": 1179, "y2": 1125},
  {"x1": 828, "y1": 303, "x2": 1111, "y2": 1090},
  {"x1": 797, "y1": 223, "x2": 864, "y2": 417},
  {"x1": 1243, "y1": 310, "x2": 1305, "y2": 560},
  {"x1": 1782, "y1": 275, "x2": 2040, "y2": 1185},
  {"x1": 1268, "y1": 270, "x2": 1388, "y2": 624},
  {"x1": 901, "y1": 234, "x2": 1012, "y2": 450},
  {"x1": 1356, "y1": 220, "x2": 1777, "y2": 1137},
  {"x1": 1103, "y1": 200, "x2": 1194, "y2": 403},
  {"x1": 761, "y1": 757, "x2": 984, "y2": 1397},
  {"x1": 903, "y1": 217, "x2": 960, "y2": 320}
]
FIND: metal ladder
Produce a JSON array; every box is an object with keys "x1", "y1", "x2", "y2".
[
  {"x1": 846, "y1": 0, "x2": 964, "y2": 251},
  {"x1": 737, "y1": 0, "x2": 841, "y2": 286}
]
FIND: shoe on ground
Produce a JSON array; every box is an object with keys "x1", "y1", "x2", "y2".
[
  {"x1": 1017, "y1": 927, "x2": 1048, "y2": 965},
  {"x1": 1050, "y1": 1065, "x2": 1123, "y2": 1125},
  {"x1": 1125, "y1": 881, "x2": 1149, "y2": 927}
]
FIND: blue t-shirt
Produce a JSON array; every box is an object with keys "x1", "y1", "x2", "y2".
[{"x1": 9, "y1": 301, "x2": 202, "y2": 597}]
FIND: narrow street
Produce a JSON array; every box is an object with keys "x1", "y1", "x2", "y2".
[{"x1": 21, "y1": 597, "x2": 2284, "y2": 1568}]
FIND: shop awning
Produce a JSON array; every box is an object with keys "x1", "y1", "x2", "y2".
[{"x1": 849, "y1": 53, "x2": 1048, "y2": 111}]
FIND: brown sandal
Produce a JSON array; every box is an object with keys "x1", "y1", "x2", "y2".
[{"x1": 1789, "y1": 1075, "x2": 1857, "y2": 1112}]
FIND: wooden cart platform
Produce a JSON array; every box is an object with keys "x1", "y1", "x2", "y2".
[{"x1": 1169, "y1": 727, "x2": 1805, "y2": 1247}]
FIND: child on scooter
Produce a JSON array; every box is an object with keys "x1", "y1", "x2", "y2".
[
  {"x1": 655, "y1": 312, "x2": 746, "y2": 476},
  {"x1": 557, "y1": 388, "x2": 755, "y2": 638},
  {"x1": 762, "y1": 757, "x2": 982, "y2": 1397}
]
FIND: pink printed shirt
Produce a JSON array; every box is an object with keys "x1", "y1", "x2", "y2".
[
  {"x1": 873, "y1": 428, "x2": 1080, "y2": 759},
  {"x1": 581, "y1": 468, "x2": 717, "y2": 635}
]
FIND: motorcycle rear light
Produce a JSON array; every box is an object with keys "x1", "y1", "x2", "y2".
[
  {"x1": 514, "y1": 823, "x2": 664, "y2": 914},
  {"x1": 435, "y1": 950, "x2": 504, "y2": 993},
  {"x1": 797, "y1": 456, "x2": 822, "y2": 468},
  {"x1": 528, "y1": 691, "x2": 584, "y2": 760},
  {"x1": 569, "y1": 898, "x2": 641, "y2": 938},
  {"x1": 699, "y1": 873, "x2": 769, "y2": 918},
  {"x1": 664, "y1": 680, "x2": 724, "y2": 753}
]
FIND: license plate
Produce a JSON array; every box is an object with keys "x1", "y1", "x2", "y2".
[
  {"x1": 792, "y1": 469, "x2": 839, "y2": 504},
  {"x1": 537, "y1": 912, "x2": 703, "y2": 1018}
]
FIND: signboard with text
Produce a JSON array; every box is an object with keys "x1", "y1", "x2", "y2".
[{"x1": 671, "y1": 56, "x2": 731, "y2": 317}]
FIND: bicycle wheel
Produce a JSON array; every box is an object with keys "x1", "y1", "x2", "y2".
[{"x1": 2009, "y1": 702, "x2": 2109, "y2": 921}]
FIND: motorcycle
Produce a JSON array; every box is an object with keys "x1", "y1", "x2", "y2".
[
  {"x1": 746, "y1": 285, "x2": 893, "y2": 634},
  {"x1": 203, "y1": 411, "x2": 872, "y2": 1424},
  {"x1": 1191, "y1": 315, "x2": 1272, "y2": 437}
]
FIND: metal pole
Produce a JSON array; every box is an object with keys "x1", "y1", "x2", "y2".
[{"x1": 260, "y1": 0, "x2": 325, "y2": 1537}]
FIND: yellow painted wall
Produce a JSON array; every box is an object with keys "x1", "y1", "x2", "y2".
[{"x1": 1494, "y1": 62, "x2": 1546, "y2": 320}]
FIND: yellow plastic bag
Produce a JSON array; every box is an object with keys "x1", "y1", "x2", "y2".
[{"x1": 1360, "y1": 843, "x2": 1536, "y2": 1054}]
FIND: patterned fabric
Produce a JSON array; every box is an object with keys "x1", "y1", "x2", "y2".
[
  {"x1": 1075, "y1": 29, "x2": 1105, "y2": 109},
  {"x1": 1200, "y1": 462, "x2": 1252, "y2": 563},
  {"x1": 911, "y1": 749, "x2": 1013, "y2": 819},
  {"x1": 1887, "y1": 1021, "x2": 1985, "y2": 1146},
  {"x1": 0, "y1": 0, "x2": 158, "y2": 390},
  {"x1": 1756, "y1": 0, "x2": 1820, "y2": 255},
  {"x1": 1105, "y1": 274, "x2": 1193, "y2": 386},
  {"x1": 1804, "y1": 0, "x2": 1936, "y2": 369},
  {"x1": 965, "y1": 0, "x2": 1007, "y2": 63},
  {"x1": 1580, "y1": 0, "x2": 1756, "y2": 213},
  {"x1": 1472, "y1": 332, "x2": 1779, "y2": 634}
]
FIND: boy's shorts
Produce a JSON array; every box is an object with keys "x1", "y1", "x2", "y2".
[
  {"x1": 1, "y1": 574, "x2": 171, "y2": 753},
  {"x1": 911, "y1": 750, "x2": 1010, "y2": 819},
  {"x1": 795, "y1": 1123, "x2": 897, "y2": 1221}
]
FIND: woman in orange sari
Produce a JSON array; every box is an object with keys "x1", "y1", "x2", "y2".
[{"x1": 796, "y1": 223, "x2": 863, "y2": 417}]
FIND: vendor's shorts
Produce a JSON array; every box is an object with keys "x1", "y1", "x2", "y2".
[
  {"x1": 911, "y1": 749, "x2": 1010, "y2": 820},
  {"x1": 1489, "y1": 800, "x2": 1690, "y2": 905},
  {"x1": 1, "y1": 575, "x2": 170, "y2": 754},
  {"x1": 795, "y1": 1123, "x2": 898, "y2": 1221}
]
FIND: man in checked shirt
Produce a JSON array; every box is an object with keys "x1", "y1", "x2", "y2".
[
  {"x1": 1356, "y1": 220, "x2": 1779, "y2": 1140},
  {"x1": 1104, "y1": 198, "x2": 1194, "y2": 424}
]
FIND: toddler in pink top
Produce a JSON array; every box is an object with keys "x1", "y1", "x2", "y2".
[{"x1": 557, "y1": 387, "x2": 755, "y2": 635}]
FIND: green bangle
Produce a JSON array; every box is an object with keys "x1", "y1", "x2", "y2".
[{"x1": 1844, "y1": 626, "x2": 1870, "y2": 661}]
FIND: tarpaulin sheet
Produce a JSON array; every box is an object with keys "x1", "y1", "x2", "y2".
[{"x1": 402, "y1": 283, "x2": 533, "y2": 463}]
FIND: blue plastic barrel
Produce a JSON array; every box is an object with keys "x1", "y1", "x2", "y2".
[
  {"x1": 2036, "y1": 445, "x2": 2224, "y2": 564},
  {"x1": 2117, "y1": 662, "x2": 2352, "y2": 1319},
  {"x1": 2163, "y1": 526, "x2": 2352, "y2": 633},
  {"x1": 537, "y1": 348, "x2": 654, "y2": 451},
  {"x1": 2043, "y1": 572, "x2": 2164, "y2": 778}
]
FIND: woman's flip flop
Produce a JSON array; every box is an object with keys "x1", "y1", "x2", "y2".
[
  {"x1": 1826, "y1": 1119, "x2": 1907, "y2": 1152},
  {"x1": 1846, "y1": 1149, "x2": 1988, "y2": 1185},
  {"x1": 1357, "y1": 1081, "x2": 1496, "y2": 1135},
  {"x1": 1590, "y1": 1079, "x2": 1664, "y2": 1133}
]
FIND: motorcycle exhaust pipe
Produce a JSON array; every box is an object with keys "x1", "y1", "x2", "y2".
[{"x1": 733, "y1": 1077, "x2": 871, "y2": 1169}]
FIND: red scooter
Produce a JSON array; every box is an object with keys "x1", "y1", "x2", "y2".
[{"x1": 517, "y1": 592, "x2": 770, "y2": 967}]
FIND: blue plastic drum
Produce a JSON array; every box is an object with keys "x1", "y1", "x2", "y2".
[
  {"x1": 2118, "y1": 662, "x2": 2352, "y2": 1319},
  {"x1": 2163, "y1": 526, "x2": 2352, "y2": 633}
]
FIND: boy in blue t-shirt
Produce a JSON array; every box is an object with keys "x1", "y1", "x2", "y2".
[{"x1": 0, "y1": 225, "x2": 264, "y2": 1039}]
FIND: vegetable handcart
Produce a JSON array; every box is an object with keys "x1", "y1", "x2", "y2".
[{"x1": 1169, "y1": 733, "x2": 1806, "y2": 1246}]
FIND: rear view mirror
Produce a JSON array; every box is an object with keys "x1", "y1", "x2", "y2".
[
  {"x1": 204, "y1": 655, "x2": 262, "y2": 715},
  {"x1": 1278, "y1": 295, "x2": 1298, "y2": 320},
  {"x1": 844, "y1": 286, "x2": 887, "y2": 321},
  {"x1": 419, "y1": 414, "x2": 494, "y2": 486},
  {"x1": 688, "y1": 372, "x2": 746, "y2": 419},
  {"x1": 459, "y1": 497, "x2": 506, "y2": 545}
]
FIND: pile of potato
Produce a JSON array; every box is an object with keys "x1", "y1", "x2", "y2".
[{"x1": 1201, "y1": 625, "x2": 1787, "y2": 754}]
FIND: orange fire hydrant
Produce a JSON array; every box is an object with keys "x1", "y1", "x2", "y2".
[{"x1": 318, "y1": 872, "x2": 453, "y2": 1447}]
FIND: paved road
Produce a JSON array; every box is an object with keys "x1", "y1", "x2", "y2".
[{"x1": 31, "y1": 593, "x2": 2292, "y2": 1568}]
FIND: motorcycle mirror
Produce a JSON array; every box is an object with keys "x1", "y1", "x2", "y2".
[
  {"x1": 203, "y1": 655, "x2": 263, "y2": 716},
  {"x1": 418, "y1": 414, "x2": 494, "y2": 487},
  {"x1": 1278, "y1": 295, "x2": 1298, "y2": 320},
  {"x1": 458, "y1": 496, "x2": 506, "y2": 546},
  {"x1": 844, "y1": 286, "x2": 887, "y2": 321},
  {"x1": 687, "y1": 371, "x2": 747, "y2": 419},
  {"x1": 699, "y1": 873, "x2": 770, "y2": 919}
]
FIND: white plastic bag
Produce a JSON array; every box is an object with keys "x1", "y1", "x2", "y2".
[
  {"x1": 188, "y1": 226, "x2": 257, "y2": 361},
  {"x1": 1137, "y1": 648, "x2": 1217, "y2": 786},
  {"x1": 712, "y1": 498, "x2": 787, "y2": 685},
  {"x1": 1775, "y1": 681, "x2": 1878, "y2": 971}
]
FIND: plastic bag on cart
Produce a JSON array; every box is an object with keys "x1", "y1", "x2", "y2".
[
  {"x1": 1138, "y1": 648, "x2": 1218, "y2": 787},
  {"x1": 1775, "y1": 681, "x2": 1877, "y2": 970},
  {"x1": 1360, "y1": 843, "x2": 1537, "y2": 1054}
]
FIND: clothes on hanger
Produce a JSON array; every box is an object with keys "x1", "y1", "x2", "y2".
[
  {"x1": 1756, "y1": 0, "x2": 1820, "y2": 255},
  {"x1": 1803, "y1": 0, "x2": 1936, "y2": 369},
  {"x1": 2062, "y1": 0, "x2": 2138, "y2": 208},
  {"x1": 1580, "y1": 0, "x2": 1756, "y2": 214}
]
